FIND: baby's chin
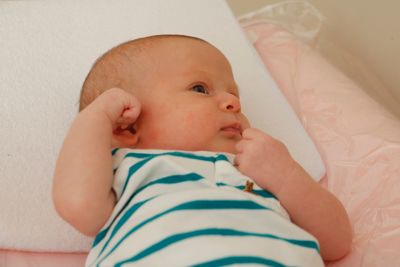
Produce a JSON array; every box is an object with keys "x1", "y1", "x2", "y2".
[
  {"x1": 203, "y1": 143, "x2": 237, "y2": 155},
  {"x1": 133, "y1": 139, "x2": 238, "y2": 154},
  {"x1": 190, "y1": 140, "x2": 238, "y2": 154}
]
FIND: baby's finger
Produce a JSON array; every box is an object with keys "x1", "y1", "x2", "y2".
[
  {"x1": 235, "y1": 139, "x2": 251, "y2": 153},
  {"x1": 242, "y1": 128, "x2": 272, "y2": 141},
  {"x1": 115, "y1": 106, "x2": 140, "y2": 133},
  {"x1": 122, "y1": 104, "x2": 141, "y2": 122},
  {"x1": 116, "y1": 114, "x2": 135, "y2": 126},
  {"x1": 242, "y1": 128, "x2": 262, "y2": 139}
]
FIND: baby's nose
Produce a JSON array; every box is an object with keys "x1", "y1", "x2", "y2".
[{"x1": 220, "y1": 92, "x2": 241, "y2": 112}]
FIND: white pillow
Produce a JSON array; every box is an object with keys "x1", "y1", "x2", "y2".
[{"x1": 0, "y1": 0, "x2": 325, "y2": 252}]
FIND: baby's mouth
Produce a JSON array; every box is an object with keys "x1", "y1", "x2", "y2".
[{"x1": 220, "y1": 123, "x2": 243, "y2": 137}]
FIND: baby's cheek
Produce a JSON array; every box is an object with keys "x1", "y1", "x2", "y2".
[
  {"x1": 180, "y1": 113, "x2": 198, "y2": 135},
  {"x1": 242, "y1": 115, "x2": 251, "y2": 129},
  {"x1": 183, "y1": 110, "x2": 213, "y2": 128},
  {"x1": 179, "y1": 111, "x2": 212, "y2": 143}
]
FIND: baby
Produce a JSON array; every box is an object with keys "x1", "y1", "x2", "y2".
[{"x1": 53, "y1": 35, "x2": 351, "y2": 266}]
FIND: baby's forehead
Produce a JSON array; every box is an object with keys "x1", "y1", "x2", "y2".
[
  {"x1": 105, "y1": 37, "x2": 207, "y2": 72},
  {"x1": 115, "y1": 35, "x2": 209, "y2": 56},
  {"x1": 82, "y1": 35, "x2": 215, "y2": 109},
  {"x1": 94, "y1": 36, "x2": 230, "y2": 86},
  {"x1": 114, "y1": 37, "x2": 229, "y2": 74}
]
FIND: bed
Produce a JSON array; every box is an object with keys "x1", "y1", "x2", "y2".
[{"x1": 1, "y1": 1, "x2": 399, "y2": 266}]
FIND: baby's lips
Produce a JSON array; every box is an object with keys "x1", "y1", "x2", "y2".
[{"x1": 221, "y1": 122, "x2": 243, "y2": 136}]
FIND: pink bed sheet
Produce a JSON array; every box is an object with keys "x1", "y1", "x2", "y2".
[
  {"x1": 244, "y1": 22, "x2": 400, "y2": 266},
  {"x1": 0, "y1": 250, "x2": 87, "y2": 267},
  {"x1": 2, "y1": 22, "x2": 400, "y2": 267}
]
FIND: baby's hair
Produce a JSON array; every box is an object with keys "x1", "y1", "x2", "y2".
[{"x1": 79, "y1": 34, "x2": 207, "y2": 111}]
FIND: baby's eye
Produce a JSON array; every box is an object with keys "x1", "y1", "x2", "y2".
[{"x1": 191, "y1": 84, "x2": 209, "y2": 95}]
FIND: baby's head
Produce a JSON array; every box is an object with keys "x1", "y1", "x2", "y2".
[{"x1": 80, "y1": 35, "x2": 249, "y2": 154}]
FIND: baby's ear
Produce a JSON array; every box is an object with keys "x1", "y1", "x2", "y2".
[{"x1": 111, "y1": 125, "x2": 139, "y2": 148}]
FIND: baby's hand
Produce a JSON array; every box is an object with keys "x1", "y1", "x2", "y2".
[
  {"x1": 85, "y1": 87, "x2": 141, "y2": 133},
  {"x1": 234, "y1": 128, "x2": 298, "y2": 195}
]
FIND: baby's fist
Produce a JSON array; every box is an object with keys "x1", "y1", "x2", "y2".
[
  {"x1": 234, "y1": 128, "x2": 297, "y2": 195},
  {"x1": 90, "y1": 88, "x2": 141, "y2": 131}
]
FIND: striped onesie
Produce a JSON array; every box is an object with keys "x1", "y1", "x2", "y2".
[{"x1": 85, "y1": 149, "x2": 323, "y2": 267}]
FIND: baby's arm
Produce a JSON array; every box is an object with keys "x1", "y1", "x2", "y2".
[
  {"x1": 53, "y1": 88, "x2": 140, "y2": 236},
  {"x1": 235, "y1": 128, "x2": 352, "y2": 261}
]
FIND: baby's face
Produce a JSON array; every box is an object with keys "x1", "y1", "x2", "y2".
[{"x1": 132, "y1": 38, "x2": 250, "y2": 154}]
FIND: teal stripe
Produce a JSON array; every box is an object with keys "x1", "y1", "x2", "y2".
[
  {"x1": 135, "y1": 173, "x2": 204, "y2": 197},
  {"x1": 115, "y1": 228, "x2": 319, "y2": 266},
  {"x1": 253, "y1": 189, "x2": 276, "y2": 199},
  {"x1": 119, "y1": 151, "x2": 229, "y2": 198},
  {"x1": 111, "y1": 148, "x2": 119, "y2": 155},
  {"x1": 112, "y1": 150, "x2": 230, "y2": 178},
  {"x1": 192, "y1": 256, "x2": 292, "y2": 267},
  {"x1": 120, "y1": 158, "x2": 152, "y2": 197},
  {"x1": 92, "y1": 228, "x2": 107, "y2": 248},
  {"x1": 216, "y1": 183, "x2": 277, "y2": 199},
  {"x1": 123, "y1": 151, "x2": 230, "y2": 163},
  {"x1": 95, "y1": 200, "x2": 270, "y2": 266},
  {"x1": 92, "y1": 197, "x2": 154, "y2": 248},
  {"x1": 95, "y1": 173, "x2": 204, "y2": 253},
  {"x1": 124, "y1": 152, "x2": 155, "y2": 159}
]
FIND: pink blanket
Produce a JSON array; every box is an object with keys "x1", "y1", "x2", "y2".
[
  {"x1": 2, "y1": 21, "x2": 400, "y2": 267},
  {"x1": 244, "y1": 22, "x2": 400, "y2": 266},
  {"x1": 0, "y1": 250, "x2": 86, "y2": 267}
]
